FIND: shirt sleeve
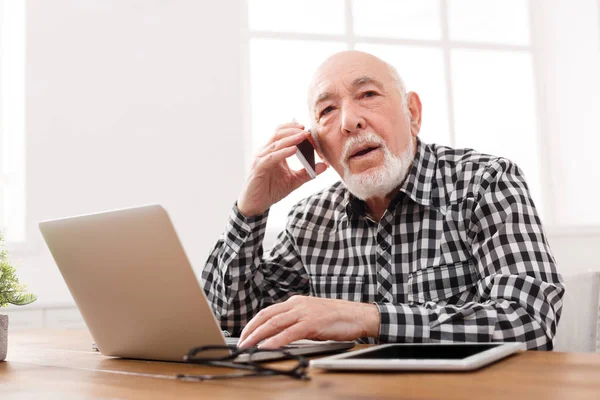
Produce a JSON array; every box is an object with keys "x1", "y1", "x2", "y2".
[
  {"x1": 201, "y1": 203, "x2": 310, "y2": 337},
  {"x1": 376, "y1": 159, "x2": 565, "y2": 350}
]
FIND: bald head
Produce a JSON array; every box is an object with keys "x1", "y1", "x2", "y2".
[{"x1": 308, "y1": 51, "x2": 408, "y2": 121}]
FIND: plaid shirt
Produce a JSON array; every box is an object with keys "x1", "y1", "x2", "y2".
[{"x1": 202, "y1": 138, "x2": 565, "y2": 350}]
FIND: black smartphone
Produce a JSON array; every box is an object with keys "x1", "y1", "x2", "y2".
[{"x1": 296, "y1": 137, "x2": 317, "y2": 179}]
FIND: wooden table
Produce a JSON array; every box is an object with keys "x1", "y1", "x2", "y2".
[{"x1": 2, "y1": 329, "x2": 600, "y2": 399}]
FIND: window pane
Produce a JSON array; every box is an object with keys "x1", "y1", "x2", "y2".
[
  {"x1": 352, "y1": 0, "x2": 441, "y2": 40},
  {"x1": 355, "y1": 43, "x2": 451, "y2": 146},
  {"x1": 448, "y1": 0, "x2": 530, "y2": 45},
  {"x1": 249, "y1": 39, "x2": 346, "y2": 231},
  {"x1": 451, "y1": 49, "x2": 543, "y2": 216},
  {"x1": 248, "y1": 0, "x2": 345, "y2": 35},
  {"x1": 250, "y1": 39, "x2": 347, "y2": 151}
]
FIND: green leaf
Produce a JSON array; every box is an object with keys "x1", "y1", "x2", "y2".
[{"x1": 0, "y1": 233, "x2": 37, "y2": 307}]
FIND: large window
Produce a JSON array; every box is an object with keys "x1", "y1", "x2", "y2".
[
  {"x1": 247, "y1": 0, "x2": 544, "y2": 235},
  {"x1": 0, "y1": 0, "x2": 26, "y2": 243}
]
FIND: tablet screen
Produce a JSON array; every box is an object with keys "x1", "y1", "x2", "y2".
[{"x1": 345, "y1": 344, "x2": 502, "y2": 360}]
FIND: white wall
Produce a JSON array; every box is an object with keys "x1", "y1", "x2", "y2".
[{"x1": 8, "y1": 0, "x2": 246, "y2": 308}]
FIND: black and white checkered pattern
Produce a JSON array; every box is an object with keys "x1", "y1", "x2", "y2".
[{"x1": 202, "y1": 138, "x2": 564, "y2": 350}]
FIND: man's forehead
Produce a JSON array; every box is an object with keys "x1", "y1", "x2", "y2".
[
  {"x1": 311, "y1": 75, "x2": 385, "y2": 107},
  {"x1": 310, "y1": 59, "x2": 390, "y2": 103}
]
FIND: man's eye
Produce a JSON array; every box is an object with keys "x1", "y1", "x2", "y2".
[
  {"x1": 320, "y1": 106, "x2": 334, "y2": 117},
  {"x1": 362, "y1": 91, "x2": 378, "y2": 98}
]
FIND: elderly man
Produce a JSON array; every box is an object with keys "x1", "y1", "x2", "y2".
[{"x1": 202, "y1": 51, "x2": 564, "y2": 350}]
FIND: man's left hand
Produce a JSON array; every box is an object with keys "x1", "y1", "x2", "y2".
[{"x1": 237, "y1": 295, "x2": 380, "y2": 349}]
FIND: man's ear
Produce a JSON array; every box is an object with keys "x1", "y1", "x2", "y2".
[
  {"x1": 406, "y1": 92, "x2": 422, "y2": 137},
  {"x1": 308, "y1": 129, "x2": 326, "y2": 161}
]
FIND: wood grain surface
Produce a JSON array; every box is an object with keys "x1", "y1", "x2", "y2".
[{"x1": 2, "y1": 329, "x2": 600, "y2": 399}]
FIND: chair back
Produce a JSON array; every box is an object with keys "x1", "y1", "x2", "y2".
[{"x1": 554, "y1": 271, "x2": 600, "y2": 352}]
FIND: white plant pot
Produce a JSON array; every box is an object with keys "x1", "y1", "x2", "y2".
[{"x1": 0, "y1": 314, "x2": 7, "y2": 361}]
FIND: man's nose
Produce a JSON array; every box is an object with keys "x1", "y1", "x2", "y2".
[{"x1": 340, "y1": 102, "x2": 366, "y2": 135}]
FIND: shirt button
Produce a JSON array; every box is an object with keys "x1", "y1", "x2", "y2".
[
  {"x1": 380, "y1": 241, "x2": 390, "y2": 250},
  {"x1": 425, "y1": 294, "x2": 431, "y2": 301}
]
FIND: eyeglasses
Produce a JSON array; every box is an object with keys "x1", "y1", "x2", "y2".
[{"x1": 175, "y1": 345, "x2": 310, "y2": 381}]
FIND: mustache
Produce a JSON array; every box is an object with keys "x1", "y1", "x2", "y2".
[{"x1": 341, "y1": 132, "x2": 387, "y2": 161}]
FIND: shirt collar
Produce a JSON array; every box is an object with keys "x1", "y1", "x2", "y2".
[
  {"x1": 399, "y1": 137, "x2": 435, "y2": 208},
  {"x1": 343, "y1": 137, "x2": 435, "y2": 219}
]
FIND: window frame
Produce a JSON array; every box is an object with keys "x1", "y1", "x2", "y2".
[
  {"x1": 244, "y1": 0, "x2": 550, "y2": 231},
  {"x1": 242, "y1": 0, "x2": 600, "y2": 238}
]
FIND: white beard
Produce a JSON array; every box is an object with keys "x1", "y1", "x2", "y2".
[{"x1": 341, "y1": 132, "x2": 415, "y2": 201}]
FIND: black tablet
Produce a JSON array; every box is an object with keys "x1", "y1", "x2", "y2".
[{"x1": 310, "y1": 342, "x2": 525, "y2": 371}]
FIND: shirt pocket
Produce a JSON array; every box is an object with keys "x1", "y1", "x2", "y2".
[
  {"x1": 407, "y1": 260, "x2": 478, "y2": 304},
  {"x1": 310, "y1": 275, "x2": 364, "y2": 303}
]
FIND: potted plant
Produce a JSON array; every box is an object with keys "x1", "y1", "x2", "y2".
[{"x1": 1, "y1": 233, "x2": 37, "y2": 361}]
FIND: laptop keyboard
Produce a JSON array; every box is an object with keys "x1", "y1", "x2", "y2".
[{"x1": 224, "y1": 337, "x2": 315, "y2": 349}]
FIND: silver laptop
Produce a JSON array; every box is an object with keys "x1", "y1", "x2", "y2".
[{"x1": 39, "y1": 205, "x2": 354, "y2": 363}]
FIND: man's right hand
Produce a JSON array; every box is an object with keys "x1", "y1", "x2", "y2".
[{"x1": 237, "y1": 122, "x2": 328, "y2": 217}]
